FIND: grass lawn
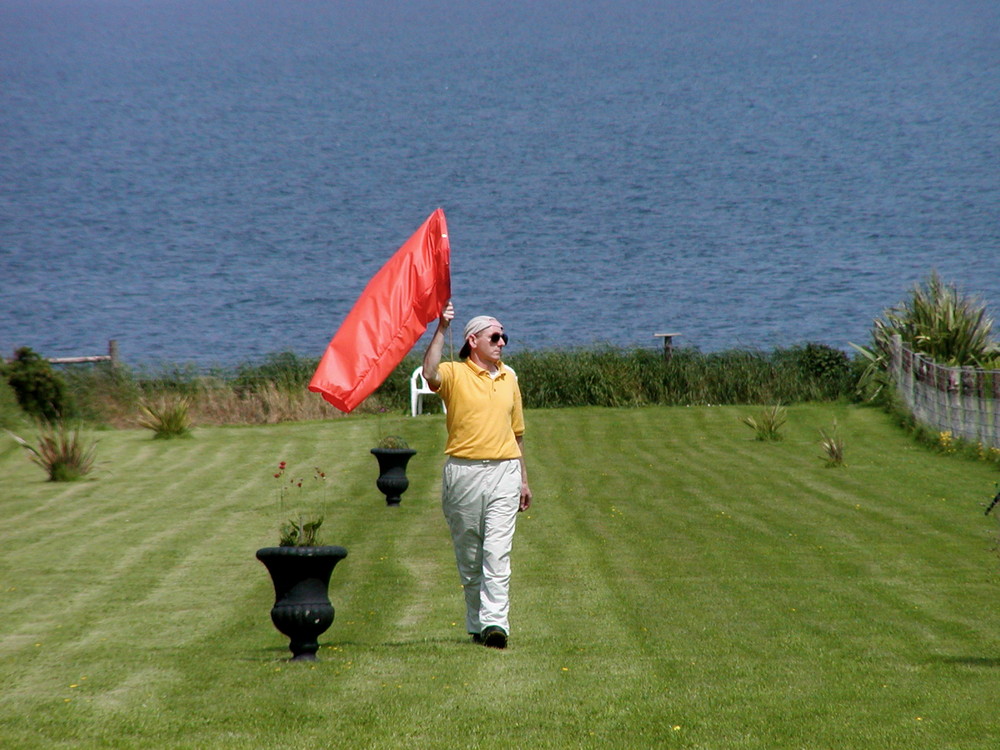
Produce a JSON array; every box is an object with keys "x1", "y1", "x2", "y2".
[{"x1": 1, "y1": 404, "x2": 999, "y2": 748}]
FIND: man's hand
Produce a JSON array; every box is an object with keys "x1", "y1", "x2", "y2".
[
  {"x1": 439, "y1": 301, "x2": 454, "y2": 329},
  {"x1": 519, "y1": 482, "x2": 532, "y2": 512}
]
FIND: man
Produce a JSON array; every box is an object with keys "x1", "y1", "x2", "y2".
[{"x1": 422, "y1": 301, "x2": 532, "y2": 649}]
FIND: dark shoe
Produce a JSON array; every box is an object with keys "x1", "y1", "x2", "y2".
[
  {"x1": 481, "y1": 626, "x2": 507, "y2": 649},
  {"x1": 470, "y1": 632, "x2": 483, "y2": 644}
]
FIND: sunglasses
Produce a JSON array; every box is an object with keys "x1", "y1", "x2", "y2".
[{"x1": 481, "y1": 331, "x2": 509, "y2": 345}]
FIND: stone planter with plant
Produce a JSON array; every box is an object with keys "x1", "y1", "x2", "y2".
[
  {"x1": 256, "y1": 461, "x2": 347, "y2": 662},
  {"x1": 370, "y1": 435, "x2": 417, "y2": 506}
]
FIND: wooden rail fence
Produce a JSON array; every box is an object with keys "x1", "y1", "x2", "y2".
[{"x1": 6, "y1": 340, "x2": 120, "y2": 366}]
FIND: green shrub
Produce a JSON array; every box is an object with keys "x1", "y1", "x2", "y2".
[
  {"x1": 0, "y1": 376, "x2": 27, "y2": 430},
  {"x1": 776, "y1": 343, "x2": 853, "y2": 399},
  {"x1": 794, "y1": 343, "x2": 850, "y2": 379},
  {"x1": 3, "y1": 347, "x2": 71, "y2": 421}
]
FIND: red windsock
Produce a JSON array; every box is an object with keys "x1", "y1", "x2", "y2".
[{"x1": 308, "y1": 208, "x2": 451, "y2": 413}]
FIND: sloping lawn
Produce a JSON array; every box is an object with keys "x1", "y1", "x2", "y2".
[{"x1": 1, "y1": 404, "x2": 998, "y2": 748}]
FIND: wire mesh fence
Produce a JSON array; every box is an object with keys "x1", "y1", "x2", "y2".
[{"x1": 889, "y1": 334, "x2": 1000, "y2": 449}]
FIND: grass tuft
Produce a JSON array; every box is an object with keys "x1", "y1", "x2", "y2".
[
  {"x1": 819, "y1": 420, "x2": 846, "y2": 466},
  {"x1": 138, "y1": 396, "x2": 194, "y2": 438},
  {"x1": 741, "y1": 404, "x2": 787, "y2": 441},
  {"x1": 6, "y1": 421, "x2": 98, "y2": 481}
]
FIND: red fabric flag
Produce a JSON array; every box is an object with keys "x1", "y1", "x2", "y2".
[{"x1": 308, "y1": 208, "x2": 451, "y2": 413}]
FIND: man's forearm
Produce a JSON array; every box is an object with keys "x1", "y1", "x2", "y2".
[{"x1": 422, "y1": 324, "x2": 448, "y2": 387}]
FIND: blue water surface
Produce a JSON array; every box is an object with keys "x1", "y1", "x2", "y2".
[{"x1": 1, "y1": 0, "x2": 998, "y2": 367}]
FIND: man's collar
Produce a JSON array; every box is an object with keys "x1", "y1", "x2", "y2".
[{"x1": 463, "y1": 358, "x2": 506, "y2": 376}]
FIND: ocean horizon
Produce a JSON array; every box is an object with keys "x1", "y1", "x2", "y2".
[{"x1": 2, "y1": 0, "x2": 998, "y2": 368}]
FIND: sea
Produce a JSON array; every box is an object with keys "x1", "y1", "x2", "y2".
[{"x1": 2, "y1": 0, "x2": 998, "y2": 369}]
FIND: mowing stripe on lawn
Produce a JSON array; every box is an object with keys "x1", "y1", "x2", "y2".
[{"x1": 2, "y1": 405, "x2": 999, "y2": 748}]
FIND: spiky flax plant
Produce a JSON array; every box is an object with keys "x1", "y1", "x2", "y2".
[
  {"x1": 819, "y1": 421, "x2": 845, "y2": 467},
  {"x1": 741, "y1": 404, "x2": 787, "y2": 441}
]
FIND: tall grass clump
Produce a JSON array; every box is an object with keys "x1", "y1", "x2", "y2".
[
  {"x1": 138, "y1": 396, "x2": 193, "y2": 438},
  {"x1": 7, "y1": 422, "x2": 98, "y2": 481}
]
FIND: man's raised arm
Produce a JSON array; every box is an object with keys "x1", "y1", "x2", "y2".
[{"x1": 422, "y1": 301, "x2": 454, "y2": 389}]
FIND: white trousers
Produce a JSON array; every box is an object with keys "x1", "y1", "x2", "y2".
[{"x1": 442, "y1": 457, "x2": 521, "y2": 635}]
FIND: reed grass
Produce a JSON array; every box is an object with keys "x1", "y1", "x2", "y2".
[
  {"x1": 53, "y1": 344, "x2": 858, "y2": 428},
  {"x1": 508, "y1": 345, "x2": 855, "y2": 408}
]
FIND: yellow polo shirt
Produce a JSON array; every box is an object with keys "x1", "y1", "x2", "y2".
[{"x1": 434, "y1": 360, "x2": 524, "y2": 459}]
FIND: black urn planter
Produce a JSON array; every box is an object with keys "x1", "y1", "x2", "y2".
[
  {"x1": 256, "y1": 545, "x2": 348, "y2": 661},
  {"x1": 370, "y1": 447, "x2": 417, "y2": 506}
]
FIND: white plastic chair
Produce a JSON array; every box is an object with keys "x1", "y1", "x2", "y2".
[{"x1": 410, "y1": 366, "x2": 446, "y2": 416}]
